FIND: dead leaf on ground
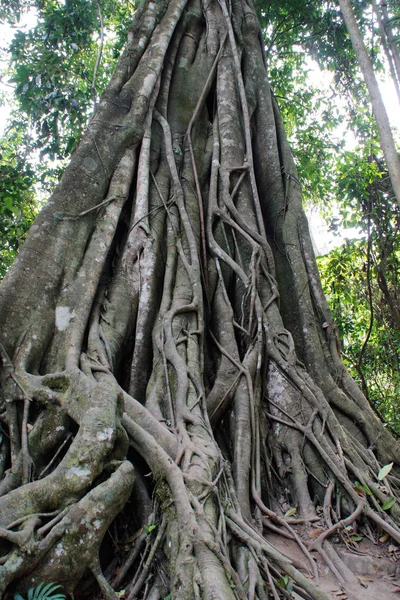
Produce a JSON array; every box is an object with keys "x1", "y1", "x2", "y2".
[
  {"x1": 309, "y1": 528, "x2": 324, "y2": 538},
  {"x1": 330, "y1": 590, "x2": 348, "y2": 598},
  {"x1": 357, "y1": 576, "x2": 373, "y2": 588}
]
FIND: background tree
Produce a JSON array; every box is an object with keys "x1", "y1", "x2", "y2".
[
  {"x1": 1, "y1": 1, "x2": 400, "y2": 600},
  {"x1": 338, "y1": 0, "x2": 400, "y2": 205},
  {"x1": 372, "y1": 0, "x2": 400, "y2": 103},
  {"x1": 318, "y1": 149, "x2": 400, "y2": 430}
]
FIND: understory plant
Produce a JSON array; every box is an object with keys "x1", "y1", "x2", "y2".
[{"x1": 14, "y1": 582, "x2": 66, "y2": 600}]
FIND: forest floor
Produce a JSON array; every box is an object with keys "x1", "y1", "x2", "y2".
[
  {"x1": 265, "y1": 524, "x2": 400, "y2": 600},
  {"x1": 80, "y1": 521, "x2": 400, "y2": 600}
]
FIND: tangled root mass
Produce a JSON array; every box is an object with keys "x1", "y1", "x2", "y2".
[{"x1": 0, "y1": 1, "x2": 399, "y2": 599}]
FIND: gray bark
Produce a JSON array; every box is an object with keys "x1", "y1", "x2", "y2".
[
  {"x1": 372, "y1": 0, "x2": 400, "y2": 104},
  {"x1": 380, "y1": 0, "x2": 400, "y2": 86},
  {"x1": 339, "y1": 0, "x2": 400, "y2": 206}
]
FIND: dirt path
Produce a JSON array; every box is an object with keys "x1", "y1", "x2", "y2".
[{"x1": 266, "y1": 530, "x2": 400, "y2": 600}]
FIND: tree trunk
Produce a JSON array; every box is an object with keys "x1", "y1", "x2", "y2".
[
  {"x1": 339, "y1": 0, "x2": 400, "y2": 207},
  {"x1": 0, "y1": 1, "x2": 399, "y2": 599},
  {"x1": 380, "y1": 0, "x2": 400, "y2": 87},
  {"x1": 372, "y1": 0, "x2": 400, "y2": 105},
  {"x1": 377, "y1": 248, "x2": 400, "y2": 330}
]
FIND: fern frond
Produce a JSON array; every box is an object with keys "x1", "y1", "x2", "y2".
[{"x1": 17, "y1": 582, "x2": 66, "y2": 600}]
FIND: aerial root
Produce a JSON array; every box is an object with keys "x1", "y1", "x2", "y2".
[
  {"x1": 225, "y1": 513, "x2": 332, "y2": 600},
  {"x1": 126, "y1": 516, "x2": 167, "y2": 600},
  {"x1": 91, "y1": 558, "x2": 120, "y2": 600},
  {"x1": 2, "y1": 4, "x2": 400, "y2": 599},
  {"x1": 0, "y1": 461, "x2": 134, "y2": 597},
  {"x1": 252, "y1": 489, "x2": 318, "y2": 581}
]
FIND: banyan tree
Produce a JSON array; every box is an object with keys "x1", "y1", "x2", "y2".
[{"x1": 0, "y1": 1, "x2": 399, "y2": 599}]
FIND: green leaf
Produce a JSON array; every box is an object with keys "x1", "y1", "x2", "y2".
[
  {"x1": 349, "y1": 534, "x2": 362, "y2": 542},
  {"x1": 284, "y1": 507, "x2": 297, "y2": 519},
  {"x1": 30, "y1": 583, "x2": 42, "y2": 600},
  {"x1": 277, "y1": 575, "x2": 292, "y2": 590},
  {"x1": 378, "y1": 463, "x2": 393, "y2": 481},
  {"x1": 25, "y1": 583, "x2": 65, "y2": 600},
  {"x1": 145, "y1": 524, "x2": 157, "y2": 534},
  {"x1": 382, "y1": 498, "x2": 396, "y2": 511},
  {"x1": 34, "y1": 582, "x2": 48, "y2": 599},
  {"x1": 354, "y1": 481, "x2": 365, "y2": 495},
  {"x1": 4, "y1": 197, "x2": 15, "y2": 212},
  {"x1": 15, "y1": 65, "x2": 29, "y2": 83},
  {"x1": 361, "y1": 484, "x2": 372, "y2": 496},
  {"x1": 38, "y1": 583, "x2": 63, "y2": 598}
]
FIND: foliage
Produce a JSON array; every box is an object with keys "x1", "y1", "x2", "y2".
[
  {"x1": 318, "y1": 139, "x2": 400, "y2": 428},
  {"x1": 7, "y1": 0, "x2": 135, "y2": 160},
  {"x1": 318, "y1": 237, "x2": 400, "y2": 433},
  {"x1": 13, "y1": 582, "x2": 66, "y2": 600},
  {"x1": 0, "y1": 0, "x2": 137, "y2": 277},
  {"x1": 0, "y1": 128, "x2": 37, "y2": 277},
  {"x1": 0, "y1": 0, "x2": 31, "y2": 24},
  {"x1": 331, "y1": 146, "x2": 399, "y2": 431}
]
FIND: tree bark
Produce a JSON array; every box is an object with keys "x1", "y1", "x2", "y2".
[
  {"x1": 372, "y1": 0, "x2": 400, "y2": 105},
  {"x1": 380, "y1": 0, "x2": 400, "y2": 86},
  {"x1": 338, "y1": 0, "x2": 400, "y2": 207},
  {"x1": 0, "y1": 1, "x2": 400, "y2": 599}
]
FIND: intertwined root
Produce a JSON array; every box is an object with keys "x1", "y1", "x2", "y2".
[{"x1": 1, "y1": 1, "x2": 400, "y2": 599}]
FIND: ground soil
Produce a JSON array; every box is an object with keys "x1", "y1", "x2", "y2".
[{"x1": 266, "y1": 528, "x2": 400, "y2": 600}]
